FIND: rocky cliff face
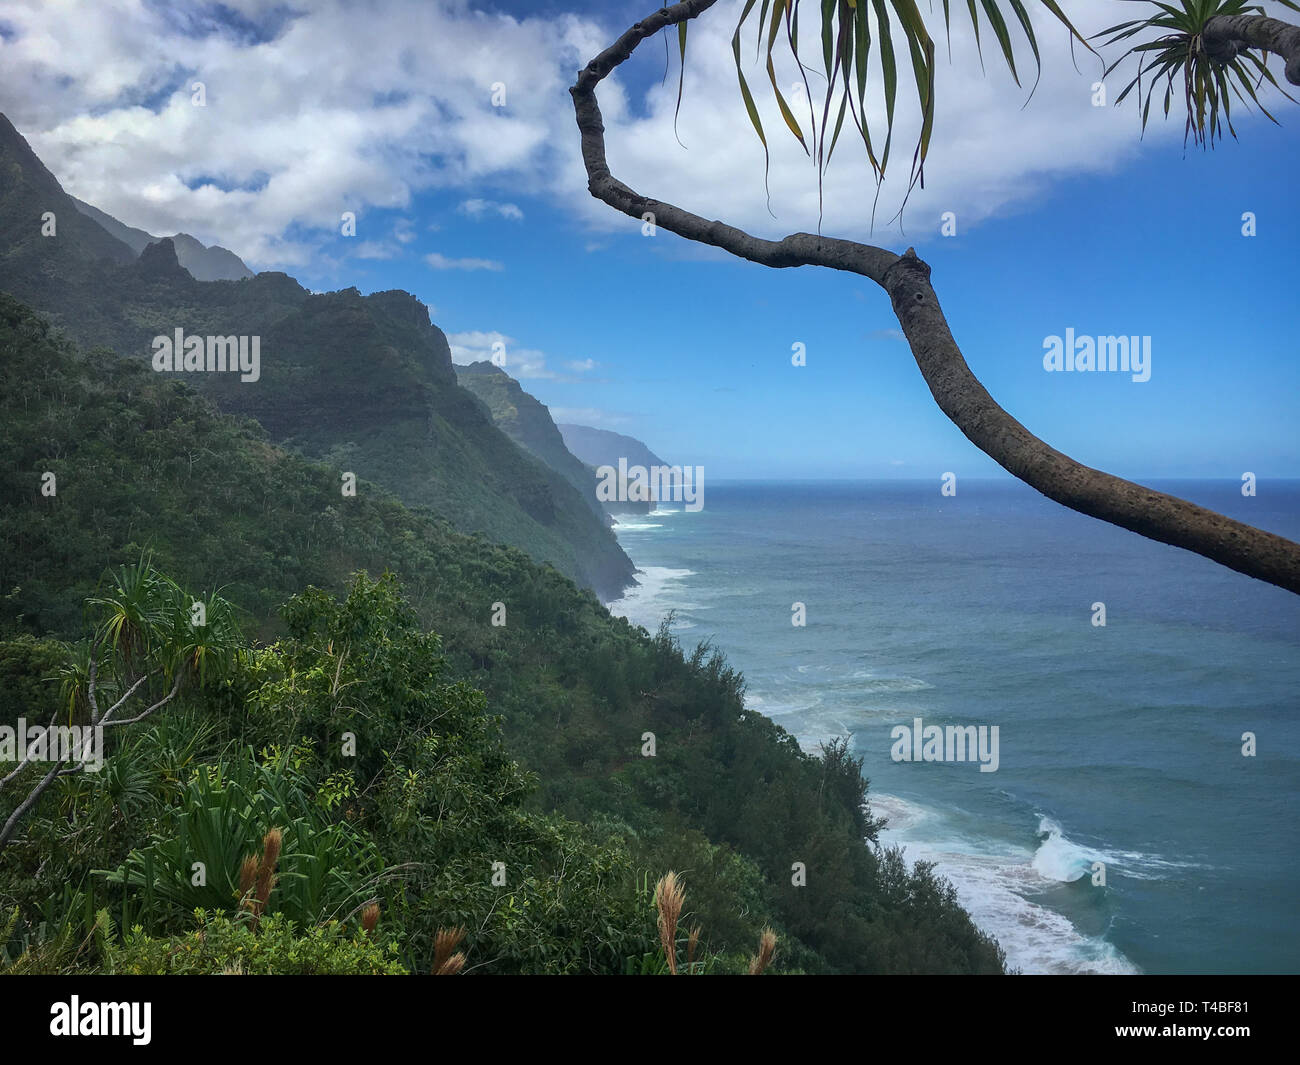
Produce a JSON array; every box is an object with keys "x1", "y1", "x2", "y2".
[{"x1": 454, "y1": 362, "x2": 614, "y2": 521}]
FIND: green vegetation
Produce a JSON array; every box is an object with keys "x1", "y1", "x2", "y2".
[
  {"x1": 456, "y1": 360, "x2": 612, "y2": 519},
  {"x1": 0, "y1": 292, "x2": 1005, "y2": 973},
  {"x1": 102, "y1": 913, "x2": 409, "y2": 976}
]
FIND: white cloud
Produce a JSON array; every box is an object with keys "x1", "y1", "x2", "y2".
[
  {"x1": 447, "y1": 330, "x2": 549, "y2": 377},
  {"x1": 549, "y1": 407, "x2": 628, "y2": 429},
  {"x1": 459, "y1": 198, "x2": 524, "y2": 221},
  {"x1": 578, "y1": 1, "x2": 1141, "y2": 240},
  {"x1": 355, "y1": 240, "x2": 399, "y2": 260},
  {"x1": 426, "y1": 252, "x2": 504, "y2": 271},
  {"x1": 562, "y1": 0, "x2": 1293, "y2": 241},
  {"x1": 0, "y1": 0, "x2": 592, "y2": 269},
  {"x1": 447, "y1": 330, "x2": 601, "y2": 381},
  {"x1": 0, "y1": 0, "x2": 1290, "y2": 273}
]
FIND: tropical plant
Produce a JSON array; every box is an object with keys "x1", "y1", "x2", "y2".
[
  {"x1": 99, "y1": 753, "x2": 388, "y2": 929},
  {"x1": 0, "y1": 560, "x2": 241, "y2": 852},
  {"x1": 1099, "y1": 0, "x2": 1299, "y2": 145},
  {"x1": 719, "y1": 0, "x2": 1090, "y2": 199}
]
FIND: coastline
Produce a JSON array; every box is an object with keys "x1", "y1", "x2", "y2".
[{"x1": 602, "y1": 507, "x2": 1141, "y2": 976}]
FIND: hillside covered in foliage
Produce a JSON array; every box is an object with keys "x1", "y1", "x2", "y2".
[{"x1": 0, "y1": 293, "x2": 1005, "y2": 973}]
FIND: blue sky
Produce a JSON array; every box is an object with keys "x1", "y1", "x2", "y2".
[{"x1": 2, "y1": 0, "x2": 1297, "y2": 479}]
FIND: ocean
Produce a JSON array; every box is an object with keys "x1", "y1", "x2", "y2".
[{"x1": 605, "y1": 479, "x2": 1300, "y2": 974}]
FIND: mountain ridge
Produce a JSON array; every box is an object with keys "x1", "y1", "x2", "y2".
[
  {"x1": 558, "y1": 423, "x2": 673, "y2": 473},
  {"x1": 0, "y1": 112, "x2": 634, "y2": 599},
  {"x1": 455, "y1": 361, "x2": 653, "y2": 519},
  {"x1": 70, "y1": 195, "x2": 254, "y2": 281}
]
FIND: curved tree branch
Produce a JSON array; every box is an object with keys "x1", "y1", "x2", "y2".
[
  {"x1": 0, "y1": 663, "x2": 186, "y2": 855},
  {"x1": 100, "y1": 668, "x2": 185, "y2": 729},
  {"x1": 1203, "y1": 13, "x2": 1300, "y2": 84},
  {"x1": 570, "y1": 0, "x2": 1300, "y2": 595},
  {"x1": 0, "y1": 758, "x2": 65, "y2": 852}
]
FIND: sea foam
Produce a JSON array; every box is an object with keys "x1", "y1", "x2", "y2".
[{"x1": 876, "y1": 796, "x2": 1141, "y2": 974}]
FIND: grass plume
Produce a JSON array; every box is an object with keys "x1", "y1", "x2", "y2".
[
  {"x1": 748, "y1": 926, "x2": 777, "y2": 975},
  {"x1": 654, "y1": 871, "x2": 685, "y2": 975},
  {"x1": 432, "y1": 926, "x2": 467, "y2": 975}
]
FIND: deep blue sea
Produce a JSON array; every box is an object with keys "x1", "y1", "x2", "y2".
[{"x1": 606, "y1": 479, "x2": 1300, "y2": 974}]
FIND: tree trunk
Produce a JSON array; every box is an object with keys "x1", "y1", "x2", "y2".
[{"x1": 1203, "y1": 13, "x2": 1300, "y2": 84}]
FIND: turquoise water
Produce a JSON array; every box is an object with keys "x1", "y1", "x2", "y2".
[{"x1": 606, "y1": 479, "x2": 1300, "y2": 974}]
